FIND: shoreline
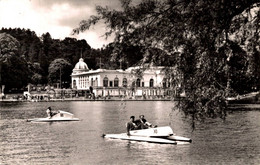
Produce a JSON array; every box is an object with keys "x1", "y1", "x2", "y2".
[
  {"x1": 0, "y1": 98, "x2": 176, "y2": 102},
  {"x1": 0, "y1": 96, "x2": 187, "y2": 102}
]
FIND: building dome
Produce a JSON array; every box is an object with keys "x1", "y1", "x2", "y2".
[{"x1": 73, "y1": 58, "x2": 89, "y2": 73}]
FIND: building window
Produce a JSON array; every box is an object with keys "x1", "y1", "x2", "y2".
[
  {"x1": 114, "y1": 77, "x2": 119, "y2": 87},
  {"x1": 123, "y1": 78, "x2": 127, "y2": 87},
  {"x1": 142, "y1": 82, "x2": 144, "y2": 87},
  {"x1": 103, "y1": 77, "x2": 108, "y2": 87},
  {"x1": 95, "y1": 77, "x2": 98, "y2": 87},
  {"x1": 110, "y1": 81, "x2": 113, "y2": 87},
  {"x1": 163, "y1": 79, "x2": 167, "y2": 88},
  {"x1": 73, "y1": 80, "x2": 76, "y2": 88},
  {"x1": 132, "y1": 81, "x2": 135, "y2": 88},
  {"x1": 86, "y1": 78, "x2": 89, "y2": 86},
  {"x1": 136, "y1": 78, "x2": 141, "y2": 87},
  {"x1": 150, "y1": 79, "x2": 154, "y2": 87},
  {"x1": 91, "y1": 78, "x2": 94, "y2": 86},
  {"x1": 79, "y1": 77, "x2": 82, "y2": 88}
]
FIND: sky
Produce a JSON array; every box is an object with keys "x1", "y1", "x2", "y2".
[{"x1": 0, "y1": 0, "x2": 125, "y2": 48}]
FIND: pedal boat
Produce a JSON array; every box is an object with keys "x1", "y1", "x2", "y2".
[
  {"x1": 27, "y1": 110, "x2": 80, "y2": 122},
  {"x1": 103, "y1": 126, "x2": 191, "y2": 144}
]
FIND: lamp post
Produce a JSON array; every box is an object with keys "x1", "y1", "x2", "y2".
[
  {"x1": 60, "y1": 67, "x2": 61, "y2": 89},
  {"x1": 226, "y1": 52, "x2": 232, "y2": 97},
  {"x1": 59, "y1": 66, "x2": 63, "y2": 99}
]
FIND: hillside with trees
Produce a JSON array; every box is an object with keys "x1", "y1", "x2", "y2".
[{"x1": 0, "y1": 28, "x2": 144, "y2": 92}]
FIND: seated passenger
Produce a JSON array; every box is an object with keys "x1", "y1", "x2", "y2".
[
  {"x1": 46, "y1": 107, "x2": 52, "y2": 118},
  {"x1": 135, "y1": 115, "x2": 156, "y2": 129},
  {"x1": 46, "y1": 107, "x2": 58, "y2": 118},
  {"x1": 126, "y1": 116, "x2": 138, "y2": 136}
]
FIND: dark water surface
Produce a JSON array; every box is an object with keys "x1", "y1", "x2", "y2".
[{"x1": 0, "y1": 101, "x2": 259, "y2": 164}]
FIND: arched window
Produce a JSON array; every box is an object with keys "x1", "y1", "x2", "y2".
[
  {"x1": 114, "y1": 77, "x2": 119, "y2": 87},
  {"x1": 150, "y1": 79, "x2": 154, "y2": 87},
  {"x1": 136, "y1": 78, "x2": 141, "y2": 87},
  {"x1": 123, "y1": 78, "x2": 127, "y2": 87},
  {"x1": 103, "y1": 77, "x2": 108, "y2": 87}
]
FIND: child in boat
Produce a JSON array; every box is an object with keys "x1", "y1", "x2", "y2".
[{"x1": 126, "y1": 116, "x2": 138, "y2": 135}]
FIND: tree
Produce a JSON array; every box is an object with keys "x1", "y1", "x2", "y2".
[
  {"x1": 74, "y1": 0, "x2": 260, "y2": 123},
  {"x1": 0, "y1": 33, "x2": 19, "y2": 61},
  {"x1": 48, "y1": 58, "x2": 72, "y2": 88},
  {"x1": 0, "y1": 28, "x2": 42, "y2": 63},
  {"x1": 60, "y1": 37, "x2": 78, "y2": 64},
  {"x1": 0, "y1": 28, "x2": 101, "y2": 90},
  {"x1": 1, "y1": 55, "x2": 30, "y2": 91},
  {"x1": 0, "y1": 33, "x2": 20, "y2": 93},
  {"x1": 38, "y1": 47, "x2": 49, "y2": 84},
  {"x1": 28, "y1": 62, "x2": 44, "y2": 85},
  {"x1": 31, "y1": 73, "x2": 43, "y2": 85}
]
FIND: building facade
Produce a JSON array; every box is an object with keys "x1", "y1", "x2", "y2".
[{"x1": 71, "y1": 58, "x2": 175, "y2": 99}]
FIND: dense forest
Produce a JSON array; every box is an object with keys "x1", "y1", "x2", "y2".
[{"x1": 0, "y1": 28, "x2": 145, "y2": 92}]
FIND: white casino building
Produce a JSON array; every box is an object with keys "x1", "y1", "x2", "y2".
[{"x1": 71, "y1": 58, "x2": 175, "y2": 98}]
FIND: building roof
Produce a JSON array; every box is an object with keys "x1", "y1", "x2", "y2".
[
  {"x1": 71, "y1": 58, "x2": 173, "y2": 76},
  {"x1": 71, "y1": 68, "x2": 126, "y2": 76},
  {"x1": 72, "y1": 58, "x2": 89, "y2": 74}
]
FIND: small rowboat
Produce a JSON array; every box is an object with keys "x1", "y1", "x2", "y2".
[
  {"x1": 103, "y1": 126, "x2": 191, "y2": 144},
  {"x1": 27, "y1": 110, "x2": 80, "y2": 122}
]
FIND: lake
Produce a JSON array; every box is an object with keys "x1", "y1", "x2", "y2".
[{"x1": 0, "y1": 101, "x2": 260, "y2": 164}]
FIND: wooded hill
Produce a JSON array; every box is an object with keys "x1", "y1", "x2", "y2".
[{"x1": 0, "y1": 28, "x2": 145, "y2": 91}]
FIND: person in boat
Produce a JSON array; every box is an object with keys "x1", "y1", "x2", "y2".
[
  {"x1": 135, "y1": 115, "x2": 149, "y2": 129},
  {"x1": 46, "y1": 107, "x2": 58, "y2": 118},
  {"x1": 126, "y1": 116, "x2": 138, "y2": 136},
  {"x1": 135, "y1": 115, "x2": 156, "y2": 129},
  {"x1": 46, "y1": 107, "x2": 52, "y2": 118}
]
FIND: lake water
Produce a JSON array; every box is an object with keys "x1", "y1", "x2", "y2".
[{"x1": 0, "y1": 101, "x2": 259, "y2": 165}]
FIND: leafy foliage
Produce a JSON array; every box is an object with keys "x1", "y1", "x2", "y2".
[
  {"x1": 0, "y1": 28, "x2": 107, "y2": 90},
  {"x1": 1, "y1": 55, "x2": 29, "y2": 91},
  {"x1": 0, "y1": 33, "x2": 21, "y2": 90},
  {"x1": 0, "y1": 33, "x2": 20, "y2": 62},
  {"x1": 74, "y1": 0, "x2": 260, "y2": 122},
  {"x1": 0, "y1": 27, "x2": 144, "y2": 91},
  {"x1": 48, "y1": 58, "x2": 73, "y2": 88}
]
